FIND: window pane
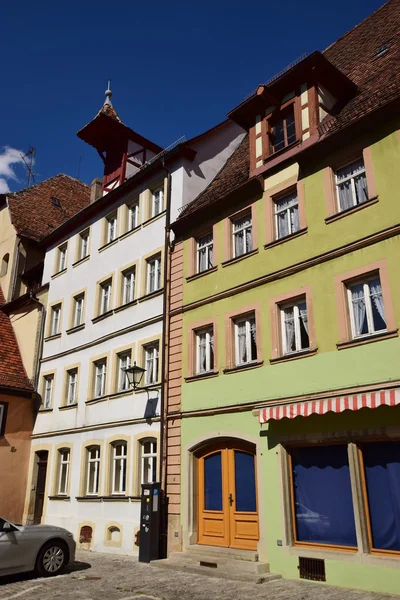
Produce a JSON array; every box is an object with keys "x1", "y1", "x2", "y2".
[
  {"x1": 274, "y1": 119, "x2": 285, "y2": 151},
  {"x1": 204, "y1": 452, "x2": 222, "y2": 511},
  {"x1": 234, "y1": 451, "x2": 256, "y2": 512},
  {"x1": 363, "y1": 442, "x2": 400, "y2": 551},
  {"x1": 298, "y1": 302, "x2": 310, "y2": 349},
  {"x1": 286, "y1": 112, "x2": 296, "y2": 145},
  {"x1": 292, "y1": 445, "x2": 357, "y2": 547},
  {"x1": 369, "y1": 279, "x2": 386, "y2": 332},
  {"x1": 350, "y1": 283, "x2": 368, "y2": 336}
]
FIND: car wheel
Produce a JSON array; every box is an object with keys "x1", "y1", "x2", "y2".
[{"x1": 36, "y1": 541, "x2": 67, "y2": 577}]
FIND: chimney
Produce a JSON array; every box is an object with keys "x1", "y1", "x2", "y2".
[{"x1": 90, "y1": 178, "x2": 102, "y2": 203}]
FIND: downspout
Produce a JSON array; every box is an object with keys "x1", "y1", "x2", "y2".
[
  {"x1": 160, "y1": 158, "x2": 172, "y2": 558},
  {"x1": 30, "y1": 292, "x2": 46, "y2": 392}
]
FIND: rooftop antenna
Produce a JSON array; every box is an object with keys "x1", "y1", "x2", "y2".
[
  {"x1": 20, "y1": 147, "x2": 36, "y2": 187},
  {"x1": 104, "y1": 79, "x2": 113, "y2": 107}
]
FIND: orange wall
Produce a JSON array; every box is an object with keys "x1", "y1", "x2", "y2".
[{"x1": 0, "y1": 392, "x2": 34, "y2": 523}]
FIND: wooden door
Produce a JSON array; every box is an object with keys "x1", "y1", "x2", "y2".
[
  {"x1": 197, "y1": 442, "x2": 259, "y2": 550},
  {"x1": 34, "y1": 451, "x2": 48, "y2": 524}
]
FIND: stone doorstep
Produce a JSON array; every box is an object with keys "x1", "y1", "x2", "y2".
[
  {"x1": 184, "y1": 544, "x2": 259, "y2": 562},
  {"x1": 168, "y1": 552, "x2": 269, "y2": 574}
]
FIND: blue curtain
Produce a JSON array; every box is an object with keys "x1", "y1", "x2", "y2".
[
  {"x1": 292, "y1": 445, "x2": 357, "y2": 546},
  {"x1": 234, "y1": 451, "x2": 256, "y2": 512},
  {"x1": 204, "y1": 452, "x2": 222, "y2": 511},
  {"x1": 363, "y1": 442, "x2": 400, "y2": 551}
]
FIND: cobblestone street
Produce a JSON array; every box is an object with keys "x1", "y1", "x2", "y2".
[{"x1": 0, "y1": 550, "x2": 398, "y2": 600}]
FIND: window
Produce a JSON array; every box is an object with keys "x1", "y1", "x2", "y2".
[
  {"x1": 43, "y1": 375, "x2": 54, "y2": 409},
  {"x1": 0, "y1": 402, "x2": 8, "y2": 436},
  {"x1": 234, "y1": 315, "x2": 257, "y2": 366},
  {"x1": 66, "y1": 369, "x2": 78, "y2": 405},
  {"x1": 73, "y1": 294, "x2": 84, "y2": 327},
  {"x1": 106, "y1": 213, "x2": 117, "y2": 244},
  {"x1": 144, "y1": 343, "x2": 159, "y2": 385},
  {"x1": 58, "y1": 449, "x2": 70, "y2": 496},
  {"x1": 111, "y1": 442, "x2": 127, "y2": 494},
  {"x1": 151, "y1": 188, "x2": 164, "y2": 218},
  {"x1": 232, "y1": 215, "x2": 252, "y2": 258},
  {"x1": 270, "y1": 105, "x2": 296, "y2": 153},
  {"x1": 100, "y1": 279, "x2": 112, "y2": 314},
  {"x1": 290, "y1": 444, "x2": 357, "y2": 547},
  {"x1": 335, "y1": 159, "x2": 369, "y2": 212},
  {"x1": 86, "y1": 446, "x2": 100, "y2": 496},
  {"x1": 58, "y1": 244, "x2": 67, "y2": 272},
  {"x1": 94, "y1": 360, "x2": 107, "y2": 398},
  {"x1": 140, "y1": 439, "x2": 157, "y2": 484},
  {"x1": 128, "y1": 202, "x2": 139, "y2": 231},
  {"x1": 347, "y1": 276, "x2": 386, "y2": 339},
  {"x1": 118, "y1": 351, "x2": 131, "y2": 392},
  {"x1": 197, "y1": 234, "x2": 213, "y2": 273},
  {"x1": 122, "y1": 268, "x2": 135, "y2": 304},
  {"x1": 147, "y1": 255, "x2": 161, "y2": 294},
  {"x1": 196, "y1": 328, "x2": 214, "y2": 374},
  {"x1": 361, "y1": 441, "x2": 400, "y2": 552},
  {"x1": 50, "y1": 305, "x2": 61, "y2": 336},
  {"x1": 1, "y1": 253, "x2": 9, "y2": 277},
  {"x1": 280, "y1": 299, "x2": 309, "y2": 354},
  {"x1": 275, "y1": 191, "x2": 300, "y2": 239},
  {"x1": 79, "y1": 230, "x2": 90, "y2": 260}
]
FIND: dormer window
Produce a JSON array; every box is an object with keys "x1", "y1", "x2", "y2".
[{"x1": 269, "y1": 105, "x2": 297, "y2": 154}]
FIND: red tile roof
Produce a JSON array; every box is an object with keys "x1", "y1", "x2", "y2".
[
  {"x1": 0, "y1": 287, "x2": 33, "y2": 391},
  {"x1": 6, "y1": 174, "x2": 90, "y2": 242}
]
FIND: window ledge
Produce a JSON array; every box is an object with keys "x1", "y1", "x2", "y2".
[
  {"x1": 186, "y1": 266, "x2": 218, "y2": 282},
  {"x1": 264, "y1": 228, "x2": 308, "y2": 250},
  {"x1": 51, "y1": 268, "x2": 67, "y2": 279},
  {"x1": 102, "y1": 495, "x2": 130, "y2": 502},
  {"x1": 72, "y1": 255, "x2": 90, "y2": 268},
  {"x1": 48, "y1": 495, "x2": 70, "y2": 501},
  {"x1": 134, "y1": 383, "x2": 161, "y2": 395},
  {"x1": 39, "y1": 408, "x2": 53, "y2": 413},
  {"x1": 138, "y1": 288, "x2": 164, "y2": 303},
  {"x1": 119, "y1": 225, "x2": 141, "y2": 241},
  {"x1": 98, "y1": 238, "x2": 118, "y2": 253},
  {"x1": 76, "y1": 495, "x2": 140, "y2": 503},
  {"x1": 44, "y1": 333, "x2": 61, "y2": 342},
  {"x1": 223, "y1": 360, "x2": 263, "y2": 374},
  {"x1": 66, "y1": 324, "x2": 85, "y2": 335},
  {"x1": 270, "y1": 348, "x2": 318, "y2": 364},
  {"x1": 76, "y1": 496, "x2": 102, "y2": 502},
  {"x1": 325, "y1": 196, "x2": 379, "y2": 224},
  {"x1": 92, "y1": 310, "x2": 114, "y2": 324},
  {"x1": 221, "y1": 248, "x2": 259, "y2": 268},
  {"x1": 86, "y1": 395, "x2": 108, "y2": 405},
  {"x1": 114, "y1": 299, "x2": 138, "y2": 313},
  {"x1": 337, "y1": 330, "x2": 398, "y2": 350},
  {"x1": 59, "y1": 403, "x2": 78, "y2": 411},
  {"x1": 185, "y1": 370, "x2": 219, "y2": 383},
  {"x1": 142, "y1": 210, "x2": 166, "y2": 228}
]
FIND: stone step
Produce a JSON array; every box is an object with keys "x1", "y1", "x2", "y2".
[
  {"x1": 182, "y1": 544, "x2": 259, "y2": 562},
  {"x1": 151, "y1": 557, "x2": 282, "y2": 584},
  {"x1": 168, "y1": 551, "x2": 268, "y2": 574}
]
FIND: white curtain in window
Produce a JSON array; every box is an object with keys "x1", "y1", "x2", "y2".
[
  {"x1": 284, "y1": 308, "x2": 295, "y2": 352},
  {"x1": 199, "y1": 335, "x2": 206, "y2": 372},
  {"x1": 238, "y1": 321, "x2": 247, "y2": 362},
  {"x1": 354, "y1": 172, "x2": 368, "y2": 204},
  {"x1": 299, "y1": 302, "x2": 308, "y2": 334},
  {"x1": 278, "y1": 211, "x2": 289, "y2": 237},
  {"x1": 370, "y1": 279, "x2": 386, "y2": 324},
  {"x1": 351, "y1": 284, "x2": 367, "y2": 336},
  {"x1": 234, "y1": 230, "x2": 244, "y2": 256},
  {"x1": 199, "y1": 248, "x2": 207, "y2": 272},
  {"x1": 337, "y1": 180, "x2": 353, "y2": 210}
]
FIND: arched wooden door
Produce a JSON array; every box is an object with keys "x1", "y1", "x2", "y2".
[{"x1": 197, "y1": 441, "x2": 259, "y2": 550}]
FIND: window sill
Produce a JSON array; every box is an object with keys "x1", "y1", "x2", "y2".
[
  {"x1": 137, "y1": 288, "x2": 164, "y2": 302},
  {"x1": 270, "y1": 348, "x2": 318, "y2": 364},
  {"x1": 59, "y1": 403, "x2": 78, "y2": 411},
  {"x1": 264, "y1": 228, "x2": 307, "y2": 250},
  {"x1": 76, "y1": 495, "x2": 140, "y2": 503},
  {"x1": 48, "y1": 495, "x2": 70, "y2": 501},
  {"x1": 221, "y1": 248, "x2": 259, "y2": 268},
  {"x1": 86, "y1": 395, "x2": 109, "y2": 405},
  {"x1": 39, "y1": 408, "x2": 53, "y2": 413},
  {"x1": 185, "y1": 370, "x2": 219, "y2": 383},
  {"x1": 92, "y1": 310, "x2": 114, "y2": 324},
  {"x1": 186, "y1": 266, "x2": 218, "y2": 282},
  {"x1": 119, "y1": 225, "x2": 141, "y2": 241},
  {"x1": 44, "y1": 333, "x2": 61, "y2": 342},
  {"x1": 337, "y1": 330, "x2": 398, "y2": 350},
  {"x1": 72, "y1": 255, "x2": 90, "y2": 268},
  {"x1": 66, "y1": 324, "x2": 85, "y2": 335},
  {"x1": 51, "y1": 268, "x2": 67, "y2": 279},
  {"x1": 223, "y1": 360, "x2": 263, "y2": 374},
  {"x1": 98, "y1": 238, "x2": 118, "y2": 253},
  {"x1": 134, "y1": 383, "x2": 161, "y2": 395},
  {"x1": 142, "y1": 210, "x2": 166, "y2": 228},
  {"x1": 325, "y1": 196, "x2": 379, "y2": 224},
  {"x1": 76, "y1": 496, "x2": 102, "y2": 502},
  {"x1": 102, "y1": 495, "x2": 130, "y2": 502},
  {"x1": 114, "y1": 299, "x2": 138, "y2": 313}
]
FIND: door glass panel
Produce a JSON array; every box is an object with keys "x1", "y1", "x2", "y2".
[
  {"x1": 234, "y1": 451, "x2": 256, "y2": 512},
  {"x1": 204, "y1": 452, "x2": 222, "y2": 511}
]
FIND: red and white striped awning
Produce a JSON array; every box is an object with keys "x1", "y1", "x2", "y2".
[{"x1": 259, "y1": 388, "x2": 400, "y2": 423}]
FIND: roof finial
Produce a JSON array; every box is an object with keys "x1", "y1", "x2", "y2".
[{"x1": 104, "y1": 79, "x2": 113, "y2": 106}]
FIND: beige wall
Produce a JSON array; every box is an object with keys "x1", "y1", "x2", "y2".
[
  {"x1": 0, "y1": 206, "x2": 17, "y2": 301},
  {"x1": 10, "y1": 305, "x2": 41, "y2": 381}
]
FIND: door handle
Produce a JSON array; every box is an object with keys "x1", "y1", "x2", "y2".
[{"x1": 228, "y1": 493, "x2": 234, "y2": 506}]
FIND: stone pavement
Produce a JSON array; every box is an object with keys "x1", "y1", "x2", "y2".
[{"x1": 0, "y1": 550, "x2": 398, "y2": 600}]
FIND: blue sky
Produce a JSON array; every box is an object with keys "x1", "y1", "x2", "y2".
[{"x1": 1, "y1": 0, "x2": 383, "y2": 192}]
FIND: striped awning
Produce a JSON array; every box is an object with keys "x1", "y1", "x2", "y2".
[{"x1": 259, "y1": 388, "x2": 400, "y2": 423}]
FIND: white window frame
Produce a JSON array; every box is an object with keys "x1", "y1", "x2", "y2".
[
  {"x1": 335, "y1": 158, "x2": 368, "y2": 212},
  {"x1": 274, "y1": 191, "x2": 299, "y2": 239},
  {"x1": 118, "y1": 352, "x2": 131, "y2": 392},
  {"x1": 86, "y1": 446, "x2": 100, "y2": 496},
  {"x1": 80, "y1": 230, "x2": 89, "y2": 260},
  {"x1": 196, "y1": 328, "x2": 214, "y2": 374},
  {"x1": 147, "y1": 256, "x2": 161, "y2": 294},
  {"x1": 58, "y1": 244, "x2": 67, "y2": 272},
  {"x1": 128, "y1": 202, "x2": 139, "y2": 231},
  {"x1": 67, "y1": 369, "x2": 77, "y2": 405},
  {"x1": 151, "y1": 188, "x2": 164, "y2": 218},
  {"x1": 58, "y1": 449, "x2": 70, "y2": 496},
  {"x1": 43, "y1": 375, "x2": 54, "y2": 409},
  {"x1": 94, "y1": 360, "x2": 107, "y2": 398},
  {"x1": 280, "y1": 300, "x2": 309, "y2": 355},
  {"x1": 100, "y1": 280, "x2": 112, "y2": 314},
  {"x1": 232, "y1": 215, "x2": 252, "y2": 258},
  {"x1": 106, "y1": 214, "x2": 117, "y2": 244},
  {"x1": 51, "y1": 305, "x2": 61, "y2": 336},
  {"x1": 111, "y1": 442, "x2": 127, "y2": 495},
  {"x1": 140, "y1": 439, "x2": 157, "y2": 484},
  {"x1": 74, "y1": 294, "x2": 84, "y2": 327},
  {"x1": 347, "y1": 277, "x2": 387, "y2": 339},
  {"x1": 234, "y1": 315, "x2": 257, "y2": 366},
  {"x1": 122, "y1": 269, "x2": 135, "y2": 304},
  {"x1": 196, "y1": 234, "x2": 213, "y2": 273},
  {"x1": 145, "y1": 344, "x2": 159, "y2": 385}
]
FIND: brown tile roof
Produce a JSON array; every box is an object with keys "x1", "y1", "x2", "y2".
[
  {"x1": 6, "y1": 174, "x2": 90, "y2": 242},
  {"x1": 0, "y1": 287, "x2": 33, "y2": 391}
]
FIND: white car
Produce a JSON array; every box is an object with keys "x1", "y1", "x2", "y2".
[{"x1": 0, "y1": 516, "x2": 76, "y2": 577}]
